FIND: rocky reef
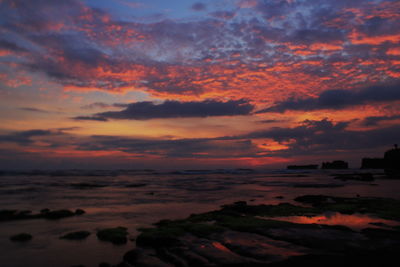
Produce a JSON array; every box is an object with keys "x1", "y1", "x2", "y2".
[
  {"x1": 119, "y1": 195, "x2": 400, "y2": 266},
  {"x1": 97, "y1": 227, "x2": 129, "y2": 245},
  {"x1": 287, "y1": 165, "x2": 318, "y2": 170},
  {"x1": 0, "y1": 208, "x2": 85, "y2": 221},
  {"x1": 321, "y1": 160, "x2": 348, "y2": 169},
  {"x1": 384, "y1": 145, "x2": 400, "y2": 178},
  {"x1": 361, "y1": 158, "x2": 385, "y2": 169}
]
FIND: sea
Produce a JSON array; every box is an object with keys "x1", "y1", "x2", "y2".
[{"x1": 0, "y1": 169, "x2": 399, "y2": 267}]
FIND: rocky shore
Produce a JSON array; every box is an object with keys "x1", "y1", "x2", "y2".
[{"x1": 116, "y1": 195, "x2": 400, "y2": 267}]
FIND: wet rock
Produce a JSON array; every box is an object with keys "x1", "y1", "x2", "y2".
[
  {"x1": 75, "y1": 209, "x2": 85, "y2": 215},
  {"x1": 293, "y1": 183, "x2": 344, "y2": 188},
  {"x1": 384, "y1": 145, "x2": 400, "y2": 178},
  {"x1": 124, "y1": 248, "x2": 174, "y2": 267},
  {"x1": 1, "y1": 208, "x2": 83, "y2": 221},
  {"x1": 40, "y1": 208, "x2": 50, "y2": 214},
  {"x1": 294, "y1": 195, "x2": 400, "y2": 220},
  {"x1": 97, "y1": 227, "x2": 128, "y2": 245},
  {"x1": 121, "y1": 196, "x2": 400, "y2": 267},
  {"x1": 60, "y1": 231, "x2": 91, "y2": 240},
  {"x1": 287, "y1": 165, "x2": 318, "y2": 170},
  {"x1": 361, "y1": 158, "x2": 385, "y2": 169},
  {"x1": 125, "y1": 183, "x2": 147, "y2": 188},
  {"x1": 10, "y1": 233, "x2": 32, "y2": 242},
  {"x1": 43, "y1": 209, "x2": 76, "y2": 220},
  {"x1": 69, "y1": 183, "x2": 107, "y2": 189},
  {"x1": 322, "y1": 160, "x2": 348, "y2": 169},
  {"x1": 334, "y1": 173, "x2": 374, "y2": 181}
]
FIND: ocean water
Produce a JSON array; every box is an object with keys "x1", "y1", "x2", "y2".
[{"x1": 0, "y1": 169, "x2": 399, "y2": 267}]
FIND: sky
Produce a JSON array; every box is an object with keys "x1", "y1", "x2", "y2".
[{"x1": 0, "y1": 0, "x2": 399, "y2": 170}]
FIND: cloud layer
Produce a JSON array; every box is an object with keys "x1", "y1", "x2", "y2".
[
  {"x1": 258, "y1": 82, "x2": 400, "y2": 113},
  {"x1": 75, "y1": 99, "x2": 254, "y2": 120},
  {"x1": 0, "y1": 0, "x2": 398, "y2": 103}
]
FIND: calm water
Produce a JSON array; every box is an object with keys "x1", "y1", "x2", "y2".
[{"x1": 0, "y1": 169, "x2": 399, "y2": 267}]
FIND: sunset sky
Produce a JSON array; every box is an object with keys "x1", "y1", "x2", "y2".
[{"x1": 0, "y1": 0, "x2": 399, "y2": 169}]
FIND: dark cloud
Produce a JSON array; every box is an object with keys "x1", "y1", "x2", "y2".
[
  {"x1": 0, "y1": 130, "x2": 54, "y2": 145},
  {"x1": 362, "y1": 115, "x2": 400, "y2": 126},
  {"x1": 0, "y1": 39, "x2": 27, "y2": 52},
  {"x1": 19, "y1": 107, "x2": 49, "y2": 113},
  {"x1": 81, "y1": 102, "x2": 128, "y2": 110},
  {"x1": 77, "y1": 99, "x2": 254, "y2": 120},
  {"x1": 75, "y1": 118, "x2": 400, "y2": 158},
  {"x1": 0, "y1": 0, "x2": 399, "y2": 99},
  {"x1": 259, "y1": 83, "x2": 400, "y2": 113},
  {"x1": 73, "y1": 116, "x2": 109, "y2": 122},
  {"x1": 239, "y1": 118, "x2": 400, "y2": 157},
  {"x1": 191, "y1": 2, "x2": 207, "y2": 11}
]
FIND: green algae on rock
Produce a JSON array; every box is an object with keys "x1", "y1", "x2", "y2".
[{"x1": 122, "y1": 196, "x2": 400, "y2": 267}]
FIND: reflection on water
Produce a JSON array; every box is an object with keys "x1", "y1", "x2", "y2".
[
  {"x1": 0, "y1": 169, "x2": 399, "y2": 267},
  {"x1": 266, "y1": 212, "x2": 400, "y2": 231}
]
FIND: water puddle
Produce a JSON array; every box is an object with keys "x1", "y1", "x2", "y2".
[{"x1": 264, "y1": 212, "x2": 400, "y2": 231}]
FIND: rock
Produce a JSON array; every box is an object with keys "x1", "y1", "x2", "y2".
[
  {"x1": 384, "y1": 145, "x2": 400, "y2": 178},
  {"x1": 361, "y1": 158, "x2": 385, "y2": 169},
  {"x1": 60, "y1": 231, "x2": 91, "y2": 240},
  {"x1": 294, "y1": 194, "x2": 400, "y2": 220},
  {"x1": 334, "y1": 173, "x2": 374, "y2": 181},
  {"x1": 122, "y1": 196, "x2": 400, "y2": 267},
  {"x1": 97, "y1": 227, "x2": 128, "y2": 245},
  {"x1": 287, "y1": 165, "x2": 318, "y2": 170},
  {"x1": 69, "y1": 183, "x2": 107, "y2": 189},
  {"x1": 321, "y1": 160, "x2": 348, "y2": 169},
  {"x1": 40, "y1": 208, "x2": 50, "y2": 214},
  {"x1": 43, "y1": 209, "x2": 76, "y2": 220},
  {"x1": 75, "y1": 209, "x2": 85, "y2": 215},
  {"x1": 1, "y1": 208, "x2": 83, "y2": 221},
  {"x1": 125, "y1": 183, "x2": 147, "y2": 188},
  {"x1": 124, "y1": 248, "x2": 173, "y2": 267},
  {"x1": 10, "y1": 233, "x2": 32, "y2": 242}
]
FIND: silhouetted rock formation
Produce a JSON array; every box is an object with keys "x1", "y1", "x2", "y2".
[
  {"x1": 287, "y1": 165, "x2": 318, "y2": 170},
  {"x1": 321, "y1": 160, "x2": 348, "y2": 169},
  {"x1": 384, "y1": 144, "x2": 400, "y2": 178},
  {"x1": 361, "y1": 158, "x2": 385, "y2": 169}
]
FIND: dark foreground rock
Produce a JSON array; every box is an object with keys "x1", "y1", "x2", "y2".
[
  {"x1": 10, "y1": 233, "x2": 32, "y2": 242},
  {"x1": 120, "y1": 196, "x2": 400, "y2": 267},
  {"x1": 97, "y1": 227, "x2": 128, "y2": 245},
  {"x1": 60, "y1": 231, "x2": 91, "y2": 240},
  {"x1": 321, "y1": 160, "x2": 348, "y2": 169},
  {"x1": 384, "y1": 145, "x2": 400, "y2": 178},
  {"x1": 361, "y1": 158, "x2": 385, "y2": 169},
  {"x1": 333, "y1": 173, "x2": 374, "y2": 181},
  {"x1": 0, "y1": 208, "x2": 85, "y2": 221},
  {"x1": 287, "y1": 165, "x2": 318, "y2": 170}
]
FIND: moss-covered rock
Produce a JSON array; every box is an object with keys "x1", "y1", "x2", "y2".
[
  {"x1": 295, "y1": 195, "x2": 400, "y2": 220},
  {"x1": 126, "y1": 196, "x2": 400, "y2": 267},
  {"x1": 60, "y1": 231, "x2": 91, "y2": 240},
  {"x1": 97, "y1": 227, "x2": 128, "y2": 245}
]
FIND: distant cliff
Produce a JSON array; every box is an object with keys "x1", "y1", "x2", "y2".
[
  {"x1": 361, "y1": 158, "x2": 385, "y2": 169},
  {"x1": 384, "y1": 145, "x2": 400, "y2": 178}
]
